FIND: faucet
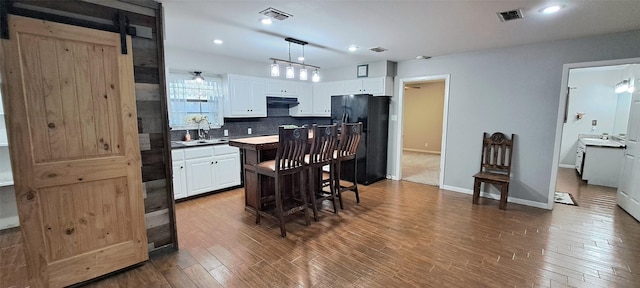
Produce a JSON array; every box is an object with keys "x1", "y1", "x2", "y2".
[{"x1": 196, "y1": 118, "x2": 210, "y2": 140}]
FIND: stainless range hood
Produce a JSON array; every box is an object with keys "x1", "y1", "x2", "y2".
[{"x1": 266, "y1": 96, "x2": 299, "y2": 106}]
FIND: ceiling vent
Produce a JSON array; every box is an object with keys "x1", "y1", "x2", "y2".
[
  {"x1": 259, "y1": 7, "x2": 292, "y2": 21},
  {"x1": 370, "y1": 47, "x2": 388, "y2": 53},
  {"x1": 497, "y1": 9, "x2": 524, "y2": 22}
]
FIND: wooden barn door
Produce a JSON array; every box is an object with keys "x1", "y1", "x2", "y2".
[{"x1": 0, "y1": 16, "x2": 148, "y2": 287}]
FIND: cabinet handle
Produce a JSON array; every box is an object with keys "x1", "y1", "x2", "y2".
[
  {"x1": 211, "y1": 161, "x2": 214, "y2": 165},
  {"x1": 180, "y1": 166, "x2": 183, "y2": 169}
]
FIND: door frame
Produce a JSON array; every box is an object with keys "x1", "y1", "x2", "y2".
[
  {"x1": 394, "y1": 74, "x2": 450, "y2": 188},
  {"x1": 548, "y1": 57, "x2": 640, "y2": 209}
]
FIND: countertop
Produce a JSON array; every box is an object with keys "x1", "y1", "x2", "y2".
[
  {"x1": 579, "y1": 137, "x2": 625, "y2": 148},
  {"x1": 171, "y1": 138, "x2": 231, "y2": 149}
]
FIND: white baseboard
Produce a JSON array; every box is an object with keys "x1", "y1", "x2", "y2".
[
  {"x1": 558, "y1": 164, "x2": 575, "y2": 169},
  {"x1": 0, "y1": 216, "x2": 20, "y2": 230},
  {"x1": 441, "y1": 185, "x2": 550, "y2": 210},
  {"x1": 402, "y1": 148, "x2": 441, "y2": 155}
]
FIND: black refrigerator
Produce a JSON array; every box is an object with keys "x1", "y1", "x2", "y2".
[{"x1": 331, "y1": 94, "x2": 390, "y2": 185}]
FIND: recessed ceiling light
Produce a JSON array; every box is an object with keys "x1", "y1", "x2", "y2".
[
  {"x1": 348, "y1": 45, "x2": 358, "y2": 52},
  {"x1": 261, "y1": 18, "x2": 273, "y2": 25},
  {"x1": 539, "y1": 4, "x2": 565, "y2": 14},
  {"x1": 213, "y1": 39, "x2": 223, "y2": 45}
]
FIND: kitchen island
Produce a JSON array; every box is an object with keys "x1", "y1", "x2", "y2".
[
  {"x1": 230, "y1": 133, "x2": 325, "y2": 211},
  {"x1": 229, "y1": 135, "x2": 282, "y2": 211}
]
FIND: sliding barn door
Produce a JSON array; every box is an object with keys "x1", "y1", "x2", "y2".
[
  {"x1": 617, "y1": 85, "x2": 640, "y2": 221},
  {"x1": 0, "y1": 16, "x2": 147, "y2": 287}
]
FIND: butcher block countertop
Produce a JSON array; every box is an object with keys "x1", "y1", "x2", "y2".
[{"x1": 228, "y1": 135, "x2": 279, "y2": 151}]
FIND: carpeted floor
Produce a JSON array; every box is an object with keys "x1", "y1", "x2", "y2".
[{"x1": 401, "y1": 150, "x2": 440, "y2": 186}]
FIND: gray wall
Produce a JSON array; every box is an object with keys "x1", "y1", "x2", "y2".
[{"x1": 391, "y1": 29, "x2": 640, "y2": 205}]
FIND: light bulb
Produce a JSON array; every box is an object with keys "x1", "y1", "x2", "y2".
[
  {"x1": 270, "y1": 62, "x2": 280, "y2": 77},
  {"x1": 286, "y1": 65, "x2": 295, "y2": 79},
  {"x1": 299, "y1": 68, "x2": 308, "y2": 81},
  {"x1": 312, "y1": 70, "x2": 320, "y2": 82}
]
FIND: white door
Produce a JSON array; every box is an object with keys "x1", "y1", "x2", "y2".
[
  {"x1": 214, "y1": 154, "x2": 241, "y2": 189},
  {"x1": 617, "y1": 87, "x2": 640, "y2": 221},
  {"x1": 172, "y1": 162, "x2": 187, "y2": 199},
  {"x1": 186, "y1": 157, "x2": 215, "y2": 195}
]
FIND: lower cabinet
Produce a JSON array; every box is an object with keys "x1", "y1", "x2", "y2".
[{"x1": 172, "y1": 144, "x2": 241, "y2": 200}]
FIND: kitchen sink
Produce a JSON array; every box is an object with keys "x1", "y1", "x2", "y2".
[{"x1": 172, "y1": 138, "x2": 229, "y2": 146}]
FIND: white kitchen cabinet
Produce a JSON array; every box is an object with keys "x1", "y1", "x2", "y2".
[
  {"x1": 266, "y1": 79, "x2": 298, "y2": 97},
  {"x1": 343, "y1": 77, "x2": 391, "y2": 96},
  {"x1": 171, "y1": 150, "x2": 187, "y2": 200},
  {"x1": 224, "y1": 75, "x2": 266, "y2": 117},
  {"x1": 173, "y1": 144, "x2": 240, "y2": 199},
  {"x1": 290, "y1": 83, "x2": 313, "y2": 116},
  {"x1": 213, "y1": 145, "x2": 241, "y2": 189},
  {"x1": 312, "y1": 81, "x2": 344, "y2": 116}
]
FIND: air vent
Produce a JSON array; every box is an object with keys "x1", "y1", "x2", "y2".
[
  {"x1": 497, "y1": 9, "x2": 524, "y2": 22},
  {"x1": 259, "y1": 7, "x2": 292, "y2": 21},
  {"x1": 370, "y1": 47, "x2": 388, "y2": 53}
]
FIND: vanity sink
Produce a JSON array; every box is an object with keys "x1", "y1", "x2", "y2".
[{"x1": 579, "y1": 138, "x2": 625, "y2": 147}]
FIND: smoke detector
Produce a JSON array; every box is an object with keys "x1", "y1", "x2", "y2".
[
  {"x1": 497, "y1": 9, "x2": 524, "y2": 22},
  {"x1": 370, "y1": 47, "x2": 388, "y2": 53},
  {"x1": 259, "y1": 7, "x2": 292, "y2": 21}
]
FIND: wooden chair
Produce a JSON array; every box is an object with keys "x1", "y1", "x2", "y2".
[
  {"x1": 333, "y1": 122, "x2": 363, "y2": 209},
  {"x1": 472, "y1": 132, "x2": 515, "y2": 210},
  {"x1": 306, "y1": 124, "x2": 339, "y2": 221},
  {"x1": 255, "y1": 126, "x2": 309, "y2": 237}
]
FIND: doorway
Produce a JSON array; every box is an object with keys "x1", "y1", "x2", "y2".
[
  {"x1": 550, "y1": 57, "x2": 640, "y2": 209},
  {"x1": 395, "y1": 75, "x2": 450, "y2": 188}
]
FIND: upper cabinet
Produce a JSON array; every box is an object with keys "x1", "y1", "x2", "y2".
[
  {"x1": 266, "y1": 79, "x2": 298, "y2": 97},
  {"x1": 290, "y1": 83, "x2": 313, "y2": 117},
  {"x1": 312, "y1": 81, "x2": 344, "y2": 117},
  {"x1": 223, "y1": 75, "x2": 267, "y2": 118},
  {"x1": 343, "y1": 77, "x2": 390, "y2": 95}
]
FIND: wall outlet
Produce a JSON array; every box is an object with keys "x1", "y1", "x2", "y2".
[
  {"x1": 223, "y1": 129, "x2": 228, "y2": 136},
  {"x1": 592, "y1": 120, "x2": 597, "y2": 126},
  {"x1": 424, "y1": 143, "x2": 429, "y2": 148},
  {"x1": 247, "y1": 128, "x2": 252, "y2": 134}
]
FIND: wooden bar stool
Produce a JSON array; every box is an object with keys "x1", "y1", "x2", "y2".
[
  {"x1": 305, "y1": 124, "x2": 339, "y2": 221},
  {"x1": 255, "y1": 126, "x2": 309, "y2": 237},
  {"x1": 333, "y1": 122, "x2": 362, "y2": 209}
]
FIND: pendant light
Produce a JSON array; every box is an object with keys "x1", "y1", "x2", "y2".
[
  {"x1": 269, "y1": 37, "x2": 320, "y2": 81},
  {"x1": 299, "y1": 45, "x2": 308, "y2": 80},
  {"x1": 193, "y1": 71, "x2": 205, "y2": 82},
  {"x1": 285, "y1": 42, "x2": 295, "y2": 79},
  {"x1": 270, "y1": 60, "x2": 280, "y2": 77}
]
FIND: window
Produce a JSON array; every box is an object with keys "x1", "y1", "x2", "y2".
[{"x1": 167, "y1": 73, "x2": 224, "y2": 129}]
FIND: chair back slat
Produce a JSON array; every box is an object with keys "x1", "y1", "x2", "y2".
[
  {"x1": 337, "y1": 122, "x2": 362, "y2": 158},
  {"x1": 276, "y1": 127, "x2": 308, "y2": 171},
  {"x1": 479, "y1": 132, "x2": 514, "y2": 175},
  {"x1": 308, "y1": 124, "x2": 338, "y2": 164}
]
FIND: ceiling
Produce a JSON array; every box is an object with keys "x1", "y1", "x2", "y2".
[{"x1": 160, "y1": 1, "x2": 640, "y2": 69}]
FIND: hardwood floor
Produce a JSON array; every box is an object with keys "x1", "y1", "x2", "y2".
[{"x1": 1, "y1": 171, "x2": 639, "y2": 287}]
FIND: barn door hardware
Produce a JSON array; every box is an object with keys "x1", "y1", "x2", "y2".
[
  {"x1": 0, "y1": 1, "x2": 137, "y2": 48},
  {"x1": 113, "y1": 11, "x2": 135, "y2": 54}
]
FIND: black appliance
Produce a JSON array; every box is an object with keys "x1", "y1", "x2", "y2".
[{"x1": 331, "y1": 94, "x2": 390, "y2": 185}]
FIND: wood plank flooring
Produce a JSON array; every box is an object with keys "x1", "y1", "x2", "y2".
[{"x1": 1, "y1": 168, "x2": 639, "y2": 287}]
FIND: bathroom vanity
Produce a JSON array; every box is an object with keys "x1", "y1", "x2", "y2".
[{"x1": 576, "y1": 137, "x2": 625, "y2": 188}]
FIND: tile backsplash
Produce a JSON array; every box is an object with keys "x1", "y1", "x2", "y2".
[{"x1": 170, "y1": 106, "x2": 331, "y2": 141}]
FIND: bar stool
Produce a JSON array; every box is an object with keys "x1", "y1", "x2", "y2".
[
  {"x1": 305, "y1": 124, "x2": 339, "y2": 221},
  {"x1": 254, "y1": 126, "x2": 309, "y2": 237},
  {"x1": 333, "y1": 122, "x2": 362, "y2": 209}
]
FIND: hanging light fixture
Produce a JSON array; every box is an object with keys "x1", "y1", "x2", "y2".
[
  {"x1": 192, "y1": 71, "x2": 205, "y2": 82},
  {"x1": 312, "y1": 69, "x2": 320, "y2": 82},
  {"x1": 270, "y1": 60, "x2": 280, "y2": 77},
  {"x1": 269, "y1": 37, "x2": 320, "y2": 81},
  {"x1": 299, "y1": 45, "x2": 308, "y2": 80},
  {"x1": 285, "y1": 42, "x2": 295, "y2": 79}
]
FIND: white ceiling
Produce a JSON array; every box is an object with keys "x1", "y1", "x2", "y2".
[{"x1": 160, "y1": 1, "x2": 640, "y2": 69}]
